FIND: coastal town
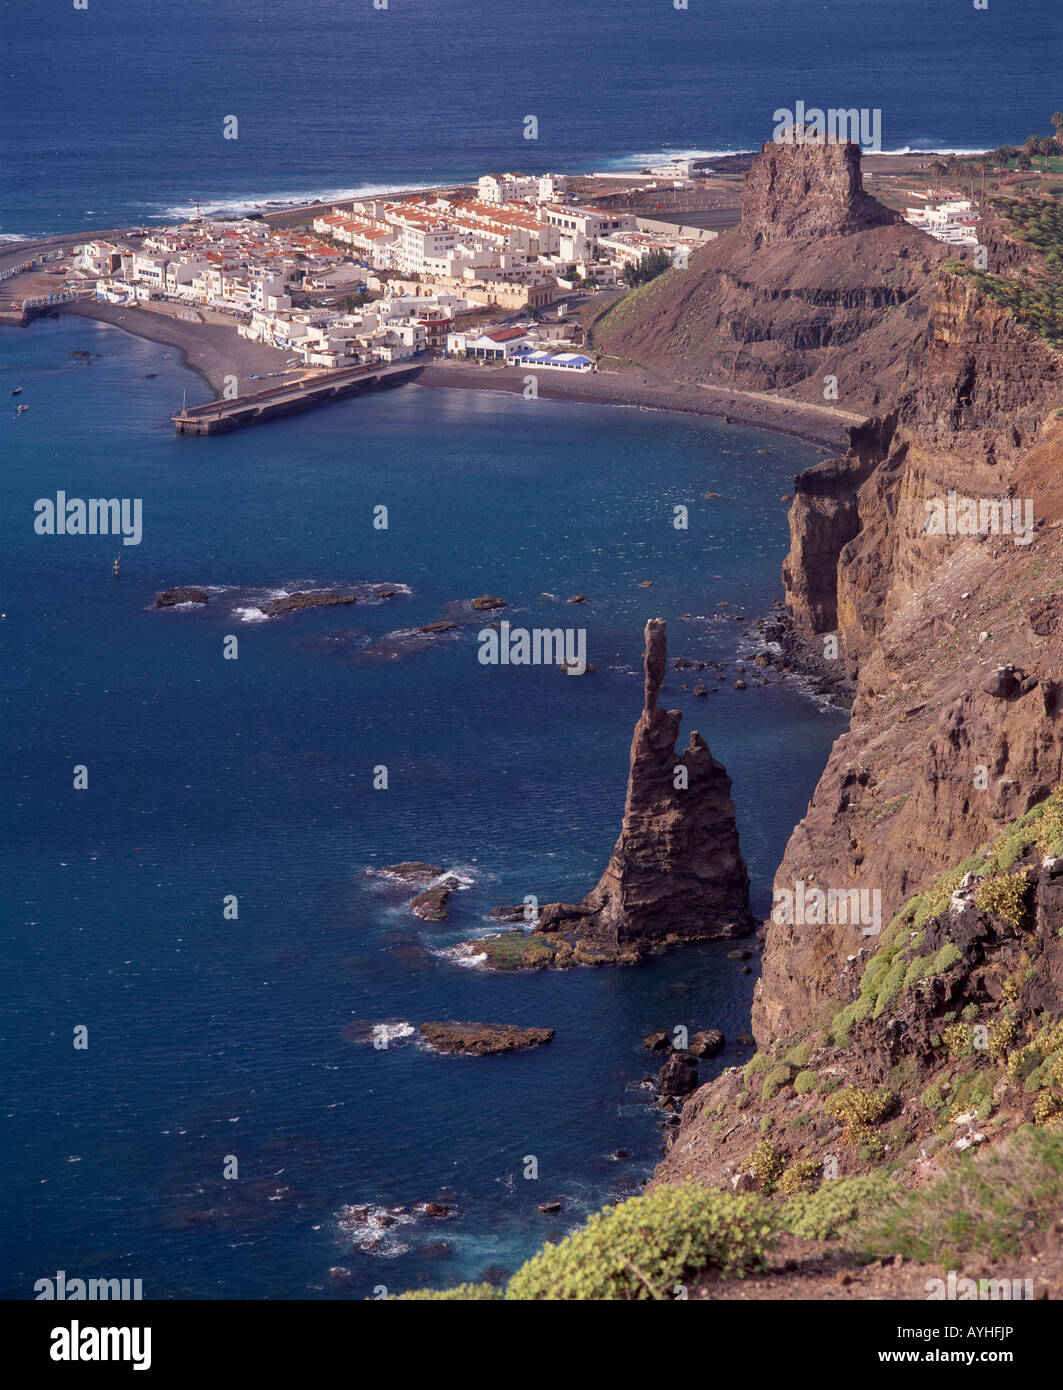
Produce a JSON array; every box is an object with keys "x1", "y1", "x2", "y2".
[
  {"x1": 5, "y1": 142, "x2": 1054, "y2": 439},
  {"x1": 47, "y1": 170, "x2": 713, "y2": 379}
]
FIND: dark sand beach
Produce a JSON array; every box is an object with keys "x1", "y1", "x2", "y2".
[
  {"x1": 47, "y1": 302, "x2": 858, "y2": 448},
  {"x1": 62, "y1": 299, "x2": 293, "y2": 398},
  {"x1": 417, "y1": 359, "x2": 858, "y2": 449}
]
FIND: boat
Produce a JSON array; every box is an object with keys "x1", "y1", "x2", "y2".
[
  {"x1": 11, "y1": 387, "x2": 21, "y2": 395},
  {"x1": 16, "y1": 403, "x2": 29, "y2": 413}
]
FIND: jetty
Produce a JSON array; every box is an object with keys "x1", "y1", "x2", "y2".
[{"x1": 171, "y1": 361, "x2": 422, "y2": 435}]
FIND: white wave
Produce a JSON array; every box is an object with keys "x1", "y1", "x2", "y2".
[
  {"x1": 367, "y1": 582, "x2": 412, "y2": 596},
  {"x1": 601, "y1": 146, "x2": 750, "y2": 168},
  {"x1": 348, "y1": 1020, "x2": 415, "y2": 1046},
  {"x1": 233, "y1": 605, "x2": 269, "y2": 623},
  {"x1": 0, "y1": 232, "x2": 28, "y2": 244},
  {"x1": 428, "y1": 943, "x2": 488, "y2": 969},
  {"x1": 335, "y1": 1202, "x2": 416, "y2": 1257},
  {"x1": 874, "y1": 145, "x2": 992, "y2": 156},
  {"x1": 152, "y1": 178, "x2": 453, "y2": 221}
]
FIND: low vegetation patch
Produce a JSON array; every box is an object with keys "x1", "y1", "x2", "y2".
[
  {"x1": 503, "y1": 1183, "x2": 778, "y2": 1299},
  {"x1": 855, "y1": 1126, "x2": 1063, "y2": 1266}
]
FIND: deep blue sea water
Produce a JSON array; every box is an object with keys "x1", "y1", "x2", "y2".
[
  {"x1": 1, "y1": 315, "x2": 846, "y2": 1296},
  {"x1": 8, "y1": 0, "x2": 1042, "y2": 1301},
  {"x1": 2, "y1": 0, "x2": 1060, "y2": 237}
]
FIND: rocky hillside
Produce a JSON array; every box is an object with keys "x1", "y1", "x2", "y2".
[
  {"x1": 758, "y1": 242, "x2": 1063, "y2": 1044},
  {"x1": 647, "y1": 138, "x2": 1063, "y2": 1260},
  {"x1": 592, "y1": 139, "x2": 946, "y2": 414},
  {"x1": 658, "y1": 793, "x2": 1063, "y2": 1193}
]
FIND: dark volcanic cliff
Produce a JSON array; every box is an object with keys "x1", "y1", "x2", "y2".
[
  {"x1": 619, "y1": 138, "x2": 1063, "y2": 1212},
  {"x1": 756, "y1": 224, "x2": 1063, "y2": 1043}
]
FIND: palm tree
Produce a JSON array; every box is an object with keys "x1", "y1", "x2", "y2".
[{"x1": 1051, "y1": 112, "x2": 1063, "y2": 141}]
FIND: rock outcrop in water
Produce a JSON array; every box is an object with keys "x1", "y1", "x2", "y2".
[
  {"x1": 473, "y1": 620, "x2": 752, "y2": 967},
  {"x1": 418, "y1": 1022, "x2": 554, "y2": 1054},
  {"x1": 549, "y1": 618, "x2": 751, "y2": 946}
]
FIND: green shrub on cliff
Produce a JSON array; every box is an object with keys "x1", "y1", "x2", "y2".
[
  {"x1": 825, "y1": 1086, "x2": 895, "y2": 1141},
  {"x1": 781, "y1": 1173, "x2": 896, "y2": 1241},
  {"x1": 749, "y1": 1139, "x2": 788, "y2": 1192},
  {"x1": 504, "y1": 1182, "x2": 778, "y2": 1299},
  {"x1": 872, "y1": 956, "x2": 907, "y2": 1018},
  {"x1": 926, "y1": 942, "x2": 962, "y2": 977},
  {"x1": 777, "y1": 1158, "x2": 822, "y2": 1194},
  {"x1": 794, "y1": 1069, "x2": 818, "y2": 1094},
  {"x1": 761, "y1": 1063, "x2": 795, "y2": 1102},
  {"x1": 973, "y1": 872, "x2": 1032, "y2": 927},
  {"x1": 914, "y1": 869, "x2": 965, "y2": 929}
]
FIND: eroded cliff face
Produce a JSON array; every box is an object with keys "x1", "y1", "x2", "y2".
[
  {"x1": 754, "y1": 210, "x2": 1063, "y2": 1044},
  {"x1": 632, "y1": 139, "x2": 1063, "y2": 1229},
  {"x1": 593, "y1": 140, "x2": 943, "y2": 413}
]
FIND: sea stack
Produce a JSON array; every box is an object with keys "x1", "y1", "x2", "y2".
[{"x1": 538, "y1": 619, "x2": 753, "y2": 956}]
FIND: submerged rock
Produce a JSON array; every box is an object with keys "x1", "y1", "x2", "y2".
[
  {"x1": 155, "y1": 586, "x2": 208, "y2": 607},
  {"x1": 259, "y1": 591, "x2": 357, "y2": 615},
  {"x1": 418, "y1": 1022, "x2": 555, "y2": 1054}
]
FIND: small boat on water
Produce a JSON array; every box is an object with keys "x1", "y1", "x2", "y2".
[
  {"x1": 16, "y1": 403, "x2": 29, "y2": 414},
  {"x1": 10, "y1": 387, "x2": 21, "y2": 395}
]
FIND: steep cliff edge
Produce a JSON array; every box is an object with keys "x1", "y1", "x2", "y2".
[
  {"x1": 628, "y1": 144, "x2": 1063, "y2": 1231},
  {"x1": 757, "y1": 208, "x2": 1063, "y2": 1043}
]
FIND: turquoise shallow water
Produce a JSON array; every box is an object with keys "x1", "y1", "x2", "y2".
[{"x1": 0, "y1": 315, "x2": 846, "y2": 1297}]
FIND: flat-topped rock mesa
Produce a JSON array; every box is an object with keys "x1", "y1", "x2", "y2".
[
  {"x1": 592, "y1": 137, "x2": 944, "y2": 415},
  {"x1": 480, "y1": 619, "x2": 750, "y2": 967},
  {"x1": 740, "y1": 137, "x2": 899, "y2": 248},
  {"x1": 418, "y1": 1022, "x2": 554, "y2": 1055}
]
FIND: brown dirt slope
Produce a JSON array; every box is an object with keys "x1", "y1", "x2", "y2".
[{"x1": 592, "y1": 140, "x2": 946, "y2": 414}]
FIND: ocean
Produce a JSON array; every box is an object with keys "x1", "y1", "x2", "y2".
[
  {"x1": 2, "y1": 0, "x2": 1060, "y2": 238},
  {"x1": 0, "y1": 315, "x2": 845, "y2": 1296},
  {"x1": 6, "y1": 0, "x2": 1045, "y2": 1301}
]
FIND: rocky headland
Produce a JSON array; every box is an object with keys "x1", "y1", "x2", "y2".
[{"x1": 616, "y1": 139, "x2": 1063, "y2": 1280}]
